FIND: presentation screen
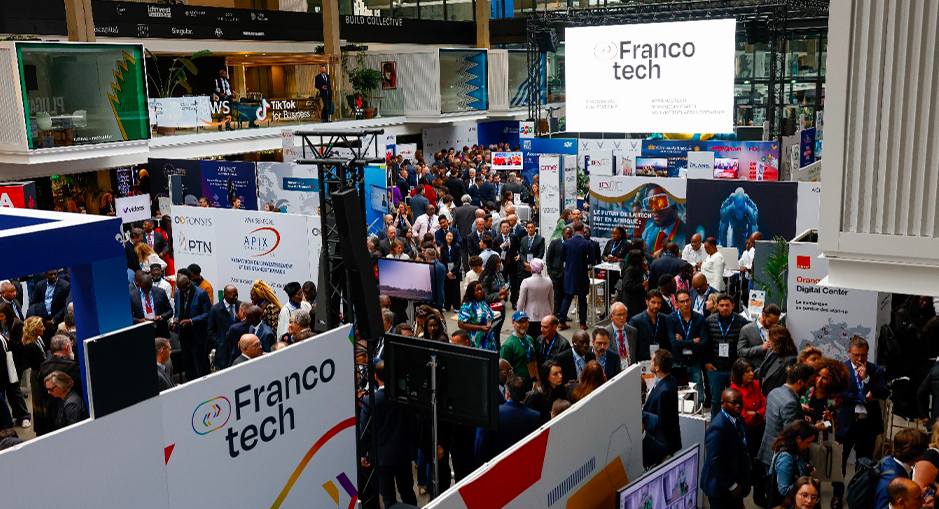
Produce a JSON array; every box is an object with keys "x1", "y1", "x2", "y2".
[
  {"x1": 565, "y1": 19, "x2": 736, "y2": 134},
  {"x1": 377, "y1": 258, "x2": 434, "y2": 302},
  {"x1": 618, "y1": 445, "x2": 699, "y2": 509}
]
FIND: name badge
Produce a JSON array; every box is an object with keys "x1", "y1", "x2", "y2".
[
  {"x1": 719, "y1": 343, "x2": 730, "y2": 358},
  {"x1": 650, "y1": 345, "x2": 659, "y2": 356},
  {"x1": 683, "y1": 349, "x2": 693, "y2": 356},
  {"x1": 447, "y1": 262, "x2": 456, "y2": 271},
  {"x1": 526, "y1": 254, "x2": 533, "y2": 263}
]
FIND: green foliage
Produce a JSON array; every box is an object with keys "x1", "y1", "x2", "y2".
[
  {"x1": 146, "y1": 49, "x2": 212, "y2": 98},
  {"x1": 576, "y1": 166, "x2": 589, "y2": 198},
  {"x1": 752, "y1": 236, "x2": 790, "y2": 312}
]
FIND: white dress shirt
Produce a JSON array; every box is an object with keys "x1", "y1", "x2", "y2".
[
  {"x1": 701, "y1": 251, "x2": 726, "y2": 291},
  {"x1": 682, "y1": 244, "x2": 708, "y2": 266},
  {"x1": 412, "y1": 214, "x2": 440, "y2": 239}
]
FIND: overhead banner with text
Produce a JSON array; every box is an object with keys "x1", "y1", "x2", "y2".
[
  {"x1": 522, "y1": 137, "x2": 578, "y2": 185},
  {"x1": 565, "y1": 19, "x2": 736, "y2": 133},
  {"x1": 201, "y1": 161, "x2": 259, "y2": 210},
  {"x1": 589, "y1": 176, "x2": 687, "y2": 253}
]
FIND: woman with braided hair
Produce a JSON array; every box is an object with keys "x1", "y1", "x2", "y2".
[{"x1": 251, "y1": 280, "x2": 282, "y2": 334}]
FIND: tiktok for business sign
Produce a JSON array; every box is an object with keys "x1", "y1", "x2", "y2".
[{"x1": 565, "y1": 18, "x2": 736, "y2": 134}]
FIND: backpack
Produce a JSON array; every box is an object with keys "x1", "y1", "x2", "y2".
[{"x1": 845, "y1": 457, "x2": 883, "y2": 509}]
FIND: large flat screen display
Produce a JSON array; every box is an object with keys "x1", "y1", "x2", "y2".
[
  {"x1": 565, "y1": 19, "x2": 736, "y2": 134},
  {"x1": 377, "y1": 258, "x2": 434, "y2": 302},
  {"x1": 618, "y1": 445, "x2": 699, "y2": 509}
]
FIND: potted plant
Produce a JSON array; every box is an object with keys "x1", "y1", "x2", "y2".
[
  {"x1": 342, "y1": 52, "x2": 382, "y2": 119},
  {"x1": 146, "y1": 49, "x2": 211, "y2": 134},
  {"x1": 752, "y1": 235, "x2": 790, "y2": 311}
]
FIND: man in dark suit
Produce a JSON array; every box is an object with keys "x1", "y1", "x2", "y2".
[
  {"x1": 701, "y1": 388, "x2": 752, "y2": 509},
  {"x1": 315, "y1": 65, "x2": 332, "y2": 122},
  {"x1": 665, "y1": 290, "x2": 708, "y2": 404},
  {"x1": 0, "y1": 280, "x2": 24, "y2": 321},
  {"x1": 553, "y1": 329, "x2": 595, "y2": 385},
  {"x1": 452, "y1": 195, "x2": 479, "y2": 240},
  {"x1": 546, "y1": 227, "x2": 572, "y2": 317},
  {"x1": 517, "y1": 220, "x2": 546, "y2": 284},
  {"x1": 207, "y1": 285, "x2": 241, "y2": 354},
  {"x1": 497, "y1": 359, "x2": 512, "y2": 404},
  {"x1": 219, "y1": 305, "x2": 270, "y2": 369},
  {"x1": 478, "y1": 175, "x2": 496, "y2": 206},
  {"x1": 156, "y1": 337, "x2": 175, "y2": 391},
  {"x1": 629, "y1": 290, "x2": 671, "y2": 363},
  {"x1": 173, "y1": 274, "x2": 212, "y2": 381},
  {"x1": 124, "y1": 227, "x2": 144, "y2": 280},
  {"x1": 535, "y1": 315, "x2": 569, "y2": 369},
  {"x1": 558, "y1": 221, "x2": 595, "y2": 330},
  {"x1": 591, "y1": 328, "x2": 622, "y2": 380},
  {"x1": 231, "y1": 334, "x2": 262, "y2": 366},
  {"x1": 643, "y1": 349, "x2": 681, "y2": 467},
  {"x1": 468, "y1": 176, "x2": 483, "y2": 208},
  {"x1": 758, "y1": 363, "x2": 814, "y2": 467},
  {"x1": 495, "y1": 221, "x2": 521, "y2": 307},
  {"x1": 445, "y1": 168, "x2": 467, "y2": 200},
  {"x1": 475, "y1": 375, "x2": 542, "y2": 462},
  {"x1": 360, "y1": 360, "x2": 418, "y2": 507},
  {"x1": 29, "y1": 270, "x2": 70, "y2": 327},
  {"x1": 142, "y1": 220, "x2": 168, "y2": 258},
  {"x1": 130, "y1": 273, "x2": 173, "y2": 339},
  {"x1": 648, "y1": 243, "x2": 684, "y2": 290},
  {"x1": 836, "y1": 336, "x2": 889, "y2": 480},
  {"x1": 606, "y1": 302, "x2": 639, "y2": 366},
  {"x1": 465, "y1": 218, "x2": 489, "y2": 258},
  {"x1": 434, "y1": 215, "x2": 462, "y2": 248}
]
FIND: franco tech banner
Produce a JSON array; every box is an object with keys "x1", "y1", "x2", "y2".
[{"x1": 589, "y1": 176, "x2": 687, "y2": 253}]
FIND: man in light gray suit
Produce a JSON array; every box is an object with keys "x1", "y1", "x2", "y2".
[
  {"x1": 758, "y1": 363, "x2": 816, "y2": 466},
  {"x1": 606, "y1": 302, "x2": 639, "y2": 366},
  {"x1": 737, "y1": 304, "x2": 782, "y2": 366}
]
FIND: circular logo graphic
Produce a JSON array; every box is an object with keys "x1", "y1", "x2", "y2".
[{"x1": 594, "y1": 42, "x2": 617, "y2": 60}]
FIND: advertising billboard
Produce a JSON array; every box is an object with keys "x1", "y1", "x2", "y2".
[{"x1": 589, "y1": 176, "x2": 687, "y2": 253}]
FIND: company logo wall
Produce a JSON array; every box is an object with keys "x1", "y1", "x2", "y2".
[
  {"x1": 580, "y1": 149, "x2": 614, "y2": 176},
  {"x1": 161, "y1": 325, "x2": 356, "y2": 509},
  {"x1": 590, "y1": 176, "x2": 687, "y2": 253},
  {"x1": 257, "y1": 162, "x2": 321, "y2": 216},
  {"x1": 522, "y1": 138, "x2": 578, "y2": 185},
  {"x1": 201, "y1": 160, "x2": 259, "y2": 210},
  {"x1": 638, "y1": 141, "x2": 780, "y2": 180},
  {"x1": 478, "y1": 120, "x2": 522, "y2": 148},
  {"x1": 565, "y1": 19, "x2": 736, "y2": 134},
  {"x1": 173, "y1": 206, "x2": 321, "y2": 302},
  {"x1": 580, "y1": 139, "x2": 642, "y2": 176},
  {"x1": 422, "y1": 124, "x2": 479, "y2": 156}
]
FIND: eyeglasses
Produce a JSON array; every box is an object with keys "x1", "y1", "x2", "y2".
[
  {"x1": 251, "y1": 342, "x2": 262, "y2": 349},
  {"x1": 796, "y1": 492, "x2": 820, "y2": 502}
]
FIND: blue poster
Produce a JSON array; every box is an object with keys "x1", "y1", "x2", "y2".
[
  {"x1": 800, "y1": 128, "x2": 817, "y2": 168},
  {"x1": 477, "y1": 120, "x2": 520, "y2": 149},
  {"x1": 200, "y1": 161, "x2": 258, "y2": 210},
  {"x1": 640, "y1": 141, "x2": 708, "y2": 177},
  {"x1": 521, "y1": 137, "x2": 577, "y2": 184},
  {"x1": 365, "y1": 165, "x2": 388, "y2": 236}
]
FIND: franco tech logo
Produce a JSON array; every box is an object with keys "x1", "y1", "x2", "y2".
[
  {"x1": 192, "y1": 396, "x2": 232, "y2": 435},
  {"x1": 594, "y1": 42, "x2": 617, "y2": 60}
]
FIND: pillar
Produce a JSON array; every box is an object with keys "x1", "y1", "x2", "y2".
[
  {"x1": 476, "y1": 0, "x2": 490, "y2": 49},
  {"x1": 64, "y1": 0, "x2": 96, "y2": 42}
]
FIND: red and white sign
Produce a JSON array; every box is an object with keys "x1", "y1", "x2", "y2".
[{"x1": 0, "y1": 181, "x2": 37, "y2": 209}]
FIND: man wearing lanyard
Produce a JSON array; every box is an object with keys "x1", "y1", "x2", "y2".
[
  {"x1": 836, "y1": 337, "x2": 888, "y2": 485},
  {"x1": 691, "y1": 273, "x2": 714, "y2": 317},
  {"x1": 629, "y1": 290, "x2": 670, "y2": 363},
  {"x1": 517, "y1": 221, "x2": 545, "y2": 284},
  {"x1": 130, "y1": 274, "x2": 172, "y2": 339},
  {"x1": 554, "y1": 330, "x2": 595, "y2": 385},
  {"x1": 704, "y1": 294, "x2": 748, "y2": 417},
  {"x1": 208, "y1": 285, "x2": 241, "y2": 354},
  {"x1": 737, "y1": 304, "x2": 781, "y2": 366},
  {"x1": 497, "y1": 221, "x2": 521, "y2": 308},
  {"x1": 701, "y1": 388, "x2": 752, "y2": 509},
  {"x1": 0, "y1": 281, "x2": 23, "y2": 320},
  {"x1": 500, "y1": 311, "x2": 539, "y2": 391},
  {"x1": 535, "y1": 315, "x2": 568, "y2": 369},
  {"x1": 666, "y1": 289, "x2": 708, "y2": 406},
  {"x1": 605, "y1": 302, "x2": 638, "y2": 367}
]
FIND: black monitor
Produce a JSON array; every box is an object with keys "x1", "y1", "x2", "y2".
[
  {"x1": 384, "y1": 333, "x2": 499, "y2": 431},
  {"x1": 735, "y1": 126, "x2": 764, "y2": 141},
  {"x1": 377, "y1": 258, "x2": 435, "y2": 302},
  {"x1": 617, "y1": 445, "x2": 700, "y2": 509}
]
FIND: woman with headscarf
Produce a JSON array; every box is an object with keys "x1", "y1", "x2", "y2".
[
  {"x1": 517, "y1": 258, "x2": 554, "y2": 339},
  {"x1": 251, "y1": 280, "x2": 282, "y2": 334}
]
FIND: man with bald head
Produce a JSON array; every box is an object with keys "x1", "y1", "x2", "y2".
[
  {"x1": 231, "y1": 334, "x2": 262, "y2": 366},
  {"x1": 701, "y1": 388, "x2": 752, "y2": 509},
  {"x1": 208, "y1": 284, "x2": 241, "y2": 357},
  {"x1": 691, "y1": 272, "x2": 715, "y2": 317},
  {"x1": 219, "y1": 304, "x2": 273, "y2": 369},
  {"x1": 554, "y1": 329, "x2": 596, "y2": 384},
  {"x1": 888, "y1": 478, "x2": 927, "y2": 509},
  {"x1": 682, "y1": 233, "x2": 707, "y2": 269}
]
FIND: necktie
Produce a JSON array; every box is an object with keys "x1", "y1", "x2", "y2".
[
  {"x1": 228, "y1": 303, "x2": 236, "y2": 321},
  {"x1": 617, "y1": 329, "x2": 628, "y2": 363},
  {"x1": 577, "y1": 356, "x2": 585, "y2": 374},
  {"x1": 250, "y1": 325, "x2": 256, "y2": 335},
  {"x1": 144, "y1": 292, "x2": 153, "y2": 314}
]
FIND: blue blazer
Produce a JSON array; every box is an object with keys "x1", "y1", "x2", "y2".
[
  {"x1": 648, "y1": 254, "x2": 684, "y2": 289},
  {"x1": 665, "y1": 311, "x2": 709, "y2": 365},
  {"x1": 475, "y1": 401, "x2": 542, "y2": 463},
  {"x1": 207, "y1": 300, "x2": 241, "y2": 349},
  {"x1": 875, "y1": 456, "x2": 909, "y2": 509},
  {"x1": 478, "y1": 181, "x2": 496, "y2": 205},
  {"x1": 129, "y1": 287, "x2": 174, "y2": 338},
  {"x1": 29, "y1": 278, "x2": 71, "y2": 323},
  {"x1": 434, "y1": 226, "x2": 462, "y2": 248},
  {"x1": 629, "y1": 310, "x2": 672, "y2": 362},
  {"x1": 468, "y1": 185, "x2": 482, "y2": 207},
  {"x1": 643, "y1": 374, "x2": 681, "y2": 456},
  {"x1": 174, "y1": 286, "x2": 212, "y2": 340},
  {"x1": 836, "y1": 360, "x2": 889, "y2": 442},
  {"x1": 597, "y1": 350, "x2": 622, "y2": 381},
  {"x1": 701, "y1": 411, "x2": 752, "y2": 500},
  {"x1": 219, "y1": 320, "x2": 276, "y2": 369},
  {"x1": 359, "y1": 387, "x2": 417, "y2": 467},
  {"x1": 561, "y1": 235, "x2": 595, "y2": 296}
]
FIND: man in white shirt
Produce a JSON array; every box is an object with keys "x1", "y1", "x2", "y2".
[
  {"x1": 150, "y1": 265, "x2": 174, "y2": 313},
  {"x1": 412, "y1": 204, "x2": 440, "y2": 240},
  {"x1": 682, "y1": 234, "x2": 708, "y2": 269},
  {"x1": 700, "y1": 237, "x2": 726, "y2": 291}
]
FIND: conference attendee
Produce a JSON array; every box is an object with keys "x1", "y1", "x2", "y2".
[
  {"x1": 535, "y1": 315, "x2": 568, "y2": 368},
  {"x1": 691, "y1": 272, "x2": 715, "y2": 317},
  {"x1": 231, "y1": 197, "x2": 242, "y2": 210},
  {"x1": 22, "y1": 317, "x2": 53, "y2": 435},
  {"x1": 889, "y1": 478, "x2": 927, "y2": 509},
  {"x1": 875, "y1": 429, "x2": 929, "y2": 509},
  {"x1": 603, "y1": 226, "x2": 630, "y2": 263},
  {"x1": 620, "y1": 249, "x2": 648, "y2": 321},
  {"x1": 283, "y1": 309, "x2": 313, "y2": 343},
  {"x1": 468, "y1": 176, "x2": 483, "y2": 207},
  {"x1": 409, "y1": 187, "x2": 430, "y2": 219},
  {"x1": 434, "y1": 215, "x2": 462, "y2": 248},
  {"x1": 440, "y1": 231, "x2": 462, "y2": 312},
  {"x1": 757, "y1": 325, "x2": 799, "y2": 396},
  {"x1": 569, "y1": 360, "x2": 606, "y2": 403},
  {"x1": 523, "y1": 359, "x2": 569, "y2": 423},
  {"x1": 758, "y1": 363, "x2": 815, "y2": 467},
  {"x1": 150, "y1": 265, "x2": 174, "y2": 313},
  {"x1": 666, "y1": 289, "x2": 708, "y2": 402},
  {"x1": 496, "y1": 221, "x2": 522, "y2": 307},
  {"x1": 39, "y1": 334, "x2": 82, "y2": 400},
  {"x1": 412, "y1": 204, "x2": 440, "y2": 240},
  {"x1": 276, "y1": 282, "x2": 312, "y2": 340},
  {"x1": 452, "y1": 196, "x2": 478, "y2": 259},
  {"x1": 207, "y1": 285, "x2": 241, "y2": 355},
  {"x1": 738, "y1": 303, "x2": 782, "y2": 366},
  {"x1": 683, "y1": 233, "x2": 708, "y2": 269},
  {"x1": 546, "y1": 227, "x2": 572, "y2": 318},
  {"x1": 705, "y1": 294, "x2": 748, "y2": 416},
  {"x1": 142, "y1": 219, "x2": 168, "y2": 258},
  {"x1": 315, "y1": 64, "x2": 332, "y2": 122},
  {"x1": 302, "y1": 281, "x2": 317, "y2": 309},
  {"x1": 134, "y1": 243, "x2": 166, "y2": 273},
  {"x1": 0, "y1": 280, "x2": 24, "y2": 321},
  {"x1": 445, "y1": 170, "x2": 468, "y2": 204},
  {"x1": 701, "y1": 237, "x2": 726, "y2": 291},
  {"x1": 450, "y1": 330, "x2": 472, "y2": 348},
  {"x1": 458, "y1": 281, "x2": 496, "y2": 351},
  {"x1": 837, "y1": 336, "x2": 889, "y2": 483},
  {"x1": 466, "y1": 218, "x2": 489, "y2": 259},
  {"x1": 591, "y1": 328, "x2": 621, "y2": 381},
  {"x1": 674, "y1": 262, "x2": 695, "y2": 294},
  {"x1": 554, "y1": 329, "x2": 596, "y2": 385},
  {"x1": 649, "y1": 242, "x2": 683, "y2": 290},
  {"x1": 500, "y1": 311, "x2": 538, "y2": 390},
  {"x1": 764, "y1": 420, "x2": 817, "y2": 507},
  {"x1": 130, "y1": 273, "x2": 173, "y2": 339},
  {"x1": 643, "y1": 349, "x2": 681, "y2": 466},
  {"x1": 657, "y1": 274, "x2": 678, "y2": 315},
  {"x1": 271, "y1": 341, "x2": 289, "y2": 351},
  {"x1": 44, "y1": 371, "x2": 87, "y2": 431},
  {"x1": 173, "y1": 274, "x2": 212, "y2": 380},
  {"x1": 517, "y1": 258, "x2": 554, "y2": 340},
  {"x1": 559, "y1": 220, "x2": 595, "y2": 330},
  {"x1": 124, "y1": 227, "x2": 145, "y2": 279},
  {"x1": 518, "y1": 221, "x2": 546, "y2": 281},
  {"x1": 479, "y1": 255, "x2": 507, "y2": 317},
  {"x1": 464, "y1": 255, "x2": 484, "y2": 292},
  {"x1": 251, "y1": 280, "x2": 282, "y2": 334},
  {"x1": 629, "y1": 290, "x2": 670, "y2": 363},
  {"x1": 422, "y1": 314, "x2": 447, "y2": 343},
  {"x1": 701, "y1": 388, "x2": 752, "y2": 509},
  {"x1": 28, "y1": 270, "x2": 70, "y2": 327},
  {"x1": 187, "y1": 264, "x2": 213, "y2": 304},
  {"x1": 914, "y1": 429, "x2": 939, "y2": 503},
  {"x1": 155, "y1": 337, "x2": 175, "y2": 391},
  {"x1": 603, "y1": 303, "x2": 638, "y2": 369},
  {"x1": 231, "y1": 334, "x2": 263, "y2": 366},
  {"x1": 476, "y1": 375, "x2": 542, "y2": 463},
  {"x1": 478, "y1": 175, "x2": 496, "y2": 207},
  {"x1": 0, "y1": 312, "x2": 27, "y2": 427},
  {"x1": 730, "y1": 358, "x2": 766, "y2": 488},
  {"x1": 392, "y1": 202, "x2": 413, "y2": 236}
]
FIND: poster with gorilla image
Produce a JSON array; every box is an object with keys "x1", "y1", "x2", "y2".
[
  {"x1": 685, "y1": 180, "x2": 797, "y2": 256},
  {"x1": 589, "y1": 176, "x2": 687, "y2": 253}
]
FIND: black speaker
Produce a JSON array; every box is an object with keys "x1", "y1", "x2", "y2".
[
  {"x1": 535, "y1": 29, "x2": 558, "y2": 53},
  {"x1": 332, "y1": 187, "x2": 384, "y2": 341},
  {"x1": 783, "y1": 117, "x2": 798, "y2": 136}
]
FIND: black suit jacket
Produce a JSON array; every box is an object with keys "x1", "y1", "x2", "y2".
[
  {"x1": 466, "y1": 230, "x2": 488, "y2": 257},
  {"x1": 545, "y1": 238, "x2": 565, "y2": 279},
  {"x1": 643, "y1": 374, "x2": 681, "y2": 456},
  {"x1": 518, "y1": 234, "x2": 546, "y2": 272},
  {"x1": 359, "y1": 387, "x2": 418, "y2": 467},
  {"x1": 218, "y1": 321, "x2": 248, "y2": 369},
  {"x1": 553, "y1": 347, "x2": 596, "y2": 385},
  {"x1": 130, "y1": 287, "x2": 174, "y2": 339},
  {"x1": 445, "y1": 177, "x2": 467, "y2": 202},
  {"x1": 157, "y1": 364, "x2": 175, "y2": 391},
  {"x1": 475, "y1": 401, "x2": 542, "y2": 462},
  {"x1": 452, "y1": 204, "x2": 479, "y2": 239},
  {"x1": 467, "y1": 184, "x2": 482, "y2": 207},
  {"x1": 124, "y1": 241, "x2": 139, "y2": 272},
  {"x1": 598, "y1": 350, "x2": 622, "y2": 380},
  {"x1": 535, "y1": 332, "x2": 569, "y2": 368},
  {"x1": 495, "y1": 233, "x2": 520, "y2": 271},
  {"x1": 40, "y1": 355, "x2": 84, "y2": 399},
  {"x1": 648, "y1": 254, "x2": 683, "y2": 290},
  {"x1": 314, "y1": 73, "x2": 332, "y2": 101},
  {"x1": 207, "y1": 300, "x2": 241, "y2": 349},
  {"x1": 29, "y1": 279, "x2": 70, "y2": 324},
  {"x1": 478, "y1": 181, "x2": 496, "y2": 205}
]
